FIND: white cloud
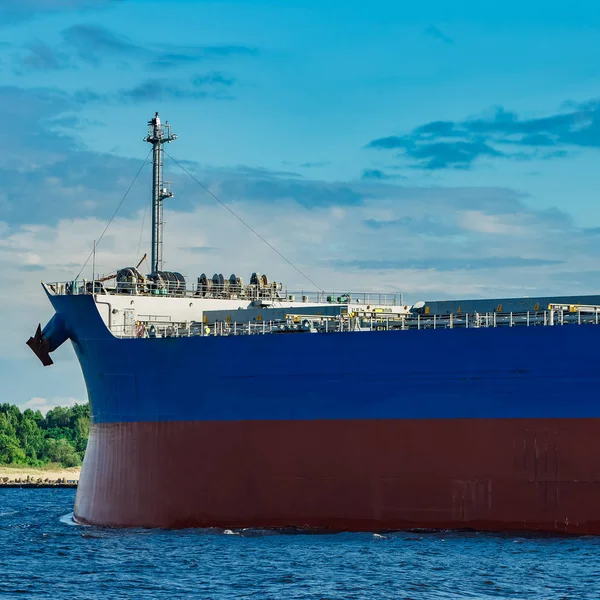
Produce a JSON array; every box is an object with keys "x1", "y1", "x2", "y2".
[
  {"x1": 23, "y1": 395, "x2": 82, "y2": 415},
  {"x1": 459, "y1": 210, "x2": 527, "y2": 235}
]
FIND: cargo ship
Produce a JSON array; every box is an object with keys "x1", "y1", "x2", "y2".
[{"x1": 28, "y1": 114, "x2": 600, "y2": 534}]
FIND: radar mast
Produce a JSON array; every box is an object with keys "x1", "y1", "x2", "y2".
[{"x1": 144, "y1": 112, "x2": 177, "y2": 273}]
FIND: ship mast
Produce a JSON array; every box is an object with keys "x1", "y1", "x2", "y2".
[{"x1": 144, "y1": 112, "x2": 177, "y2": 274}]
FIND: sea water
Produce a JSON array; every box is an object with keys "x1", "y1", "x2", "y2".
[{"x1": 0, "y1": 489, "x2": 598, "y2": 599}]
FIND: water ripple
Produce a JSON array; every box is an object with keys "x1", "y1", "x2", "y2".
[{"x1": 0, "y1": 489, "x2": 598, "y2": 599}]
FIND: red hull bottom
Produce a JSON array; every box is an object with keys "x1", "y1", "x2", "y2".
[{"x1": 74, "y1": 419, "x2": 600, "y2": 534}]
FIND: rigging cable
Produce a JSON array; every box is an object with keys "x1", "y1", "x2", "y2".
[
  {"x1": 74, "y1": 147, "x2": 153, "y2": 281},
  {"x1": 136, "y1": 191, "x2": 149, "y2": 264},
  {"x1": 164, "y1": 149, "x2": 323, "y2": 292}
]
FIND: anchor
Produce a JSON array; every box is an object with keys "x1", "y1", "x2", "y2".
[
  {"x1": 26, "y1": 313, "x2": 69, "y2": 367},
  {"x1": 26, "y1": 324, "x2": 53, "y2": 366}
]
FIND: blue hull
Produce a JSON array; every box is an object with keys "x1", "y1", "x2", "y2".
[{"x1": 49, "y1": 294, "x2": 600, "y2": 423}]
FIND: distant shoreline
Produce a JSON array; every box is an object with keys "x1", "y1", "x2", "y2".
[
  {"x1": 0, "y1": 482, "x2": 77, "y2": 488},
  {"x1": 0, "y1": 465, "x2": 80, "y2": 487}
]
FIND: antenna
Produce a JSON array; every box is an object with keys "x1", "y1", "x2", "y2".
[{"x1": 144, "y1": 112, "x2": 177, "y2": 274}]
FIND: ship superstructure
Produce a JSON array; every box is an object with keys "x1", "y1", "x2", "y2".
[{"x1": 27, "y1": 114, "x2": 600, "y2": 535}]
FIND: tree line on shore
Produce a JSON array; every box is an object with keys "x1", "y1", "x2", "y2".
[{"x1": 0, "y1": 403, "x2": 89, "y2": 467}]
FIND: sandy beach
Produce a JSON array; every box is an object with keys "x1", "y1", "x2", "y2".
[{"x1": 0, "y1": 465, "x2": 81, "y2": 482}]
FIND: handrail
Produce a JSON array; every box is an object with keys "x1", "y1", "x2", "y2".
[
  {"x1": 107, "y1": 308, "x2": 600, "y2": 339},
  {"x1": 44, "y1": 280, "x2": 406, "y2": 306}
]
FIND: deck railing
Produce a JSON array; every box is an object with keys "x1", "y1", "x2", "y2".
[
  {"x1": 45, "y1": 280, "x2": 405, "y2": 307},
  {"x1": 108, "y1": 306, "x2": 600, "y2": 339}
]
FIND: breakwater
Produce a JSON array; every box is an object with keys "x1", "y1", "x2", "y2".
[{"x1": 0, "y1": 476, "x2": 77, "y2": 488}]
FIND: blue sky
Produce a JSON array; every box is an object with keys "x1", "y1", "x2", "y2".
[{"x1": 3, "y1": 0, "x2": 600, "y2": 408}]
